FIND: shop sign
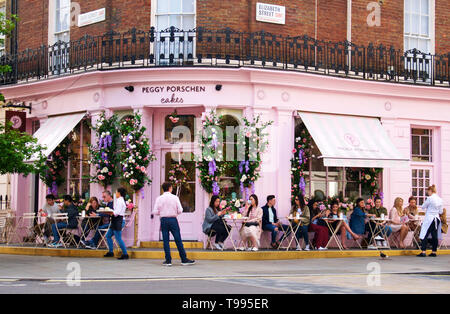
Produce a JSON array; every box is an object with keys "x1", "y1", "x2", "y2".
[
  {"x1": 5, "y1": 110, "x2": 26, "y2": 133},
  {"x1": 256, "y1": 2, "x2": 286, "y2": 25},
  {"x1": 78, "y1": 8, "x2": 106, "y2": 27},
  {"x1": 141, "y1": 85, "x2": 207, "y2": 104}
]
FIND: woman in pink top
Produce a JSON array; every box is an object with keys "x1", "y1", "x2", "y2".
[
  {"x1": 389, "y1": 197, "x2": 409, "y2": 248},
  {"x1": 239, "y1": 194, "x2": 263, "y2": 251}
]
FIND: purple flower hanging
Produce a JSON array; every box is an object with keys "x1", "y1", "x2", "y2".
[{"x1": 212, "y1": 181, "x2": 220, "y2": 195}]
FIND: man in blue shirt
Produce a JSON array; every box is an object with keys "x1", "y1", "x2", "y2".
[{"x1": 262, "y1": 195, "x2": 289, "y2": 249}]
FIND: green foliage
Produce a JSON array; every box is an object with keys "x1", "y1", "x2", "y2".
[
  {"x1": 40, "y1": 136, "x2": 71, "y2": 189},
  {"x1": 0, "y1": 121, "x2": 47, "y2": 176}
]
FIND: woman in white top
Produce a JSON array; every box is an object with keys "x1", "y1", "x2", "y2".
[
  {"x1": 417, "y1": 185, "x2": 443, "y2": 257},
  {"x1": 104, "y1": 187, "x2": 129, "y2": 260}
]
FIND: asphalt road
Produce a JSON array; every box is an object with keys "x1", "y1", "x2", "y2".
[{"x1": 0, "y1": 254, "x2": 448, "y2": 294}]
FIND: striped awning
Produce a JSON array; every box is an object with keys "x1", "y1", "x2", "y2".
[
  {"x1": 27, "y1": 112, "x2": 86, "y2": 162},
  {"x1": 299, "y1": 112, "x2": 409, "y2": 168}
]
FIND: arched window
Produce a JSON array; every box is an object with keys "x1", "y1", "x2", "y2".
[{"x1": 218, "y1": 114, "x2": 240, "y2": 197}]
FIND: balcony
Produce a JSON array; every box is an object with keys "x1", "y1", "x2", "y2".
[{"x1": 0, "y1": 27, "x2": 448, "y2": 87}]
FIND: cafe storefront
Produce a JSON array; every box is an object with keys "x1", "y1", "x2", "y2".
[{"x1": 2, "y1": 66, "x2": 450, "y2": 246}]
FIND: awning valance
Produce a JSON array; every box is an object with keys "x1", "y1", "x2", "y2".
[
  {"x1": 299, "y1": 112, "x2": 409, "y2": 168},
  {"x1": 28, "y1": 112, "x2": 86, "y2": 162}
]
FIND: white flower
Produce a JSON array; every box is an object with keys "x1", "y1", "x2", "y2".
[
  {"x1": 240, "y1": 175, "x2": 247, "y2": 182},
  {"x1": 101, "y1": 167, "x2": 108, "y2": 173},
  {"x1": 106, "y1": 132, "x2": 110, "y2": 136},
  {"x1": 235, "y1": 200, "x2": 241, "y2": 208}
]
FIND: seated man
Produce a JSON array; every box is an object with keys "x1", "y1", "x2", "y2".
[
  {"x1": 261, "y1": 195, "x2": 289, "y2": 249},
  {"x1": 34, "y1": 194, "x2": 61, "y2": 244},
  {"x1": 85, "y1": 190, "x2": 113, "y2": 249},
  {"x1": 366, "y1": 196, "x2": 393, "y2": 248},
  {"x1": 48, "y1": 195, "x2": 79, "y2": 248}
]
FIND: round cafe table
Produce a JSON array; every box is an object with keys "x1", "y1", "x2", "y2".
[
  {"x1": 277, "y1": 216, "x2": 303, "y2": 251},
  {"x1": 322, "y1": 217, "x2": 345, "y2": 251},
  {"x1": 222, "y1": 216, "x2": 248, "y2": 251},
  {"x1": 367, "y1": 217, "x2": 392, "y2": 250}
]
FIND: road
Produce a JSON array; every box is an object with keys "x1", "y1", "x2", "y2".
[{"x1": 0, "y1": 254, "x2": 448, "y2": 294}]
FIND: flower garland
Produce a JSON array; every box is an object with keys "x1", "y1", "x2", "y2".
[
  {"x1": 168, "y1": 162, "x2": 189, "y2": 191},
  {"x1": 42, "y1": 136, "x2": 72, "y2": 196},
  {"x1": 195, "y1": 110, "x2": 224, "y2": 195},
  {"x1": 290, "y1": 126, "x2": 312, "y2": 202},
  {"x1": 234, "y1": 114, "x2": 273, "y2": 201},
  {"x1": 119, "y1": 113, "x2": 157, "y2": 191},
  {"x1": 89, "y1": 112, "x2": 120, "y2": 187}
]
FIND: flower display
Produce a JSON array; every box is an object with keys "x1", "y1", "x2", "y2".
[
  {"x1": 290, "y1": 125, "x2": 312, "y2": 203},
  {"x1": 119, "y1": 112, "x2": 157, "y2": 191},
  {"x1": 89, "y1": 112, "x2": 120, "y2": 187},
  {"x1": 347, "y1": 167, "x2": 383, "y2": 197},
  {"x1": 233, "y1": 114, "x2": 273, "y2": 201},
  {"x1": 224, "y1": 192, "x2": 245, "y2": 212},
  {"x1": 41, "y1": 136, "x2": 72, "y2": 196},
  {"x1": 195, "y1": 110, "x2": 224, "y2": 195}
]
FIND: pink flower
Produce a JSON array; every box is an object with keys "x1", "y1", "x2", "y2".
[
  {"x1": 292, "y1": 149, "x2": 297, "y2": 153},
  {"x1": 98, "y1": 175, "x2": 105, "y2": 180},
  {"x1": 108, "y1": 172, "x2": 112, "y2": 176},
  {"x1": 302, "y1": 138, "x2": 307, "y2": 143},
  {"x1": 140, "y1": 166, "x2": 146, "y2": 172},
  {"x1": 130, "y1": 179, "x2": 137, "y2": 185}
]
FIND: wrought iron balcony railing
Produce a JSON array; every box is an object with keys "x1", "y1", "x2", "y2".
[{"x1": 0, "y1": 27, "x2": 448, "y2": 87}]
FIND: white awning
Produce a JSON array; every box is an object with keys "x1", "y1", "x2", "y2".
[
  {"x1": 28, "y1": 112, "x2": 86, "y2": 162},
  {"x1": 299, "y1": 112, "x2": 409, "y2": 168}
]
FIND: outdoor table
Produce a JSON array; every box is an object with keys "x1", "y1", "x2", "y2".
[
  {"x1": 322, "y1": 217, "x2": 345, "y2": 251},
  {"x1": 405, "y1": 217, "x2": 422, "y2": 248},
  {"x1": 222, "y1": 216, "x2": 248, "y2": 251},
  {"x1": 77, "y1": 215, "x2": 101, "y2": 247},
  {"x1": 277, "y1": 216, "x2": 302, "y2": 251},
  {"x1": 367, "y1": 217, "x2": 392, "y2": 250}
]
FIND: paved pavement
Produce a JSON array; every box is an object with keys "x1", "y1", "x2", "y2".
[{"x1": 0, "y1": 254, "x2": 448, "y2": 293}]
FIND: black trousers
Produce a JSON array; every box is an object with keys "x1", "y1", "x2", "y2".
[
  {"x1": 421, "y1": 218, "x2": 439, "y2": 252},
  {"x1": 211, "y1": 219, "x2": 229, "y2": 243}
]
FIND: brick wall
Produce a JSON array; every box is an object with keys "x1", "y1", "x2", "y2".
[
  {"x1": 17, "y1": 0, "x2": 48, "y2": 51},
  {"x1": 436, "y1": 0, "x2": 450, "y2": 55},
  {"x1": 351, "y1": 0, "x2": 403, "y2": 50}
]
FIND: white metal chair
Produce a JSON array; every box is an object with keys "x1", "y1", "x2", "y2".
[
  {"x1": 204, "y1": 229, "x2": 217, "y2": 250},
  {"x1": 97, "y1": 212, "x2": 134, "y2": 250},
  {"x1": 52, "y1": 213, "x2": 78, "y2": 248},
  {"x1": 0, "y1": 211, "x2": 7, "y2": 243},
  {"x1": 7, "y1": 213, "x2": 37, "y2": 246}
]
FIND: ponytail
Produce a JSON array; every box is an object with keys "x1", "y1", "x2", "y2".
[{"x1": 427, "y1": 184, "x2": 437, "y2": 194}]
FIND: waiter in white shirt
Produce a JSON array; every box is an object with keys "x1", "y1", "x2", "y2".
[
  {"x1": 417, "y1": 185, "x2": 443, "y2": 257},
  {"x1": 153, "y1": 182, "x2": 195, "y2": 266}
]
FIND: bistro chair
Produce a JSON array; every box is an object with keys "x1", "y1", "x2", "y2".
[
  {"x1": 0, "y1": 211, "x2": 7, "y2": 243},
  {"x1": 7, "y1": 212, "x2": 37, "y2": 246},
  {"x1": 52, "y1": 213, "x2": 79, "y2": 248},
  {"x1": 97, "y1": 212, "x2": 134, "y2": 250},
  {"x1": 204, "y1": 229, "x2": 217, "y2": 250}
]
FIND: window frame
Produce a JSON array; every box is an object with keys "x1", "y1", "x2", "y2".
[
  {"x1": 404, "y1": 0, "x2": 435, "y2": 54},
  {"x1": 411, "y1": 127, "x2": 433, "y2": 162},
  {"x1": 151, "y1": 0, "x2": 196, "y2": 31}
]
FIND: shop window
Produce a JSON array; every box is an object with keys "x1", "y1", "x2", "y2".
[
  {"x1": 412, "y1": 168, "x2": 431, "y2": 205},
  {"x1": 165, "y1": 114, "x2": 195, "y2": 143},
  {"x1": 57, "y1": 120, "x2": 91, "y2": 198},
  {"x1": 411, "y1": 128, "x2": 432, "y2": 162},
  {"x1": 296, "y1": 120, "x2": 379, "y2": 201},
  {"x1": 218, "y1": 115, "x2": 240, "y2": 196},
  {"x1": 55, "y1": 0, "x2": 70, "y2": 43}
]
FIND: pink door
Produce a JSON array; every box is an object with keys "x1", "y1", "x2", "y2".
[{"x1": 160, "y1": 150, "x2": 203, "y2": 241}]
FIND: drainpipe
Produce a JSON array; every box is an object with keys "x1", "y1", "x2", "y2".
[{"x1": 347, "y1": 0, "x2": 352, "y2": 70}]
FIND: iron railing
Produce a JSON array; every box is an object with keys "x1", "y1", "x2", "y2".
[{"x1": 0, "y1": 27, "x2": 448, "y2": 87}]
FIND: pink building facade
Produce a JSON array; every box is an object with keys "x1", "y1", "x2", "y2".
[{"x1": 2, "y1": 66, "x2": 450, "y2": 246}]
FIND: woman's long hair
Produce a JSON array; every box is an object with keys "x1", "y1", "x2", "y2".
[
  {"x1": 247, "y1": 194, "x2": 259, "y2": 216},
  {"x1": 88, "y1": 197, "x2": 99, "y2": 210},
  {"x1": 209, "y1": 195, "x2": 220, "y2": 214},
  {"x1": 292, "y1": 194, "x2": 306, "y2": 215},
  {"x1": 393, "y1": 197, "x2": 404, "y2": 216}
]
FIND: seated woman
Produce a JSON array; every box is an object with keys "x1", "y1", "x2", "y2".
[
  {"x1": 349, "y1": 198, "x2": 375, "y2": 244},
  {"x1": 240, "y1": 194, "x2": 263, "y2": 251},
  {"x1": 79, "y1": 197, "x2": 101, "y2": 246},
  {"x1": 290, "y1": 194, "x2": 310, "y2": 251},
  {"x1": 326, "y1": 201, "x2": 361, "y2": 249},
  {"x1": 389, "y1": 197, "x2": 410, "y2": 249},
  {"x1": 404, "y1": 196, "x2": 421, "y2": 248},
  {"x1": 202, "y1": 195, "x2": 230, "y2": 250},
  {"x1": 308, "y1": 199, "x2": 329, "y2": 250}
]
